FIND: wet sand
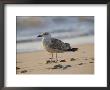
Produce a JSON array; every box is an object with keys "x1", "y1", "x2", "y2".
[{"x1": 16, "y1": 43, "x2": 94, "y2": 74}]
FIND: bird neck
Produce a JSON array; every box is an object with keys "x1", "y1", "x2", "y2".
[{"x1": 42, "y1": 36, "x2": 51, "y2": 43}]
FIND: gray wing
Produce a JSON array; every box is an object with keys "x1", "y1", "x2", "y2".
[{"x1": 49, "y1": 38, "x2": 71, "y2": 50}]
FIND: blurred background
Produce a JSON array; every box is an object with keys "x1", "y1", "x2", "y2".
[{"x1": 16, "y1": 16, "x2": 94, "y2": 53}]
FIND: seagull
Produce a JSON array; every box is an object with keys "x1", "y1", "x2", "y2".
[{"x1": 37, "y1": 32, "x2": 78, "y2": 62}]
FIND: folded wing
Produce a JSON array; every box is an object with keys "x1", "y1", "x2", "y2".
[{"x1": 49, "y1": 38, "x2": 71, "y2": 51}]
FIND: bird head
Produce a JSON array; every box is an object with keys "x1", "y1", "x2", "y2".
[{"x1": 37, "y1": 32, "x2": 51, "y2": 38}]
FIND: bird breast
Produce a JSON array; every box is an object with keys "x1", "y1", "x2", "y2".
[
  {"x1": 42, "y1": 38, "x2": 52, "y2": 51},
  {"x1": 42, "y1": 38, "x2": 63, "y2": 53}
]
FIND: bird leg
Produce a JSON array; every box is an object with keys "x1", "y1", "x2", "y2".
[
  {"x1": 48, "y1": 53, "x2": 58, "y2": 63},
  {"x1": 55, "y1": 53, "x2": 58, "y2": 62},
  {"x1": 52, "y1": 53, "x2": 53, "y2": 60},
  {"x1": 49, "y1": 53, "x2": 53, "y2": 61},
  {"x1": 46, "y1": 53, "x2": 53, "y2": 64}
]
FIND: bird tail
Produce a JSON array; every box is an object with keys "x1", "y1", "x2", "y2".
[{"x1": 67, "y1": 48, "x2": 78, "y2": 52}]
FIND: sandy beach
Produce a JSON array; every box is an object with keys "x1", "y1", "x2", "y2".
[{"x1": 16, "y1": 43, "x2": 94, "y2": 74}]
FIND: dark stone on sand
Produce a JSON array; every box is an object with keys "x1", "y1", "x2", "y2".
[
  {"x1": 89, "y1": 62, "x2": 94, "y2": 63},
  {"x1": 52, "y1": 60, "x2": 57, "y2": 63},
  {"x1": 16, "y1": 67, "x2": 20, "y2": 70},
  {"x1": 52, "y1": 64, "x2": 63, "y2": 69},
  {"x1": 60, "y1": 59, "x2": 66, "y2": 62},
  {"x1": 66, "y1": 65, "x2": 72, "y2": 67},
  {"x1": 46, "y1": 60, "x2": 51, "y2": 64},
  {"x1": 46, "y1": 60, "x2": 57, "y2": 64},
  {"x1": 21, "y1": 70, "x2": 27, "y2": 73},
  {"x1": 78, "y1": 63, "x2": 83, "y2": 65},
  {"x1": 70, "y1": 58, "x2": 76, "y2": 61}
]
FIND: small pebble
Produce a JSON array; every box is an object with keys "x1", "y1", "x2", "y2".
[
  {"x1": 89, "y1": 62, "x2": 94, "y2": 63},
  {"x1": 70, "y1": 58, "x2": 76, "y2": 61},
  {"x1": 52, "y1": 60, "x2": 57, "y2": 63},
  {"x1": 21, "y1": 70, "x2": 27, "y2": 73},
  {"x1": 16, "y1": 67, "x2": 20, "y2": 70},
  {"x1": 66, "y1": 65, "x2": 72, "y2": 67},
  {"x1": 46, "y1": 60, "x2": 51, "y2": 64},
  {"x1": 60, "y1": 59, "x2": 66, "y2": 62},
  {"x1": 46, "y1": 60, "x2": 57, "y2": 64},
  {"x1": 52, "y1": 64, "x2": 63, "y2": 69},
  {"x1": 78, "y1": 63, "x2": 83, "y2": 65}
]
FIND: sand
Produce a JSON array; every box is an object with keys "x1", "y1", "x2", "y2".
[{"x1": 16, "y1": 43, "x2": 94, "y2": 74}]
